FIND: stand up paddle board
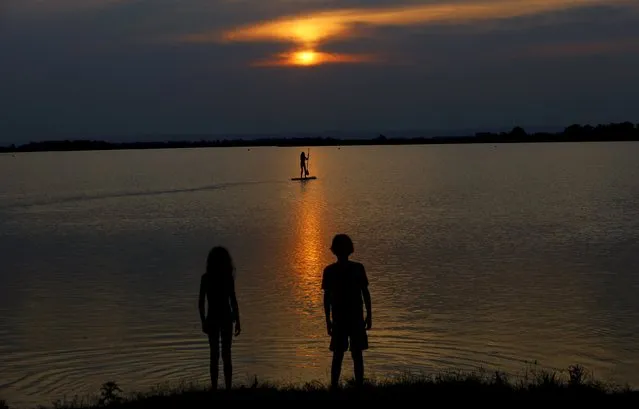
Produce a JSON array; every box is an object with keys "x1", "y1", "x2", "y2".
[{"x1": 291, "y1": 176, "x2": 317, "y2": 181}]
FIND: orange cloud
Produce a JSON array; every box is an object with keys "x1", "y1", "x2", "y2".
[
  {"x1": 183, "y1": 0, "x2": 617, "y2": 47},
  {"x1": 178, "y1": 0, "x2": 634, "y2": 66}
]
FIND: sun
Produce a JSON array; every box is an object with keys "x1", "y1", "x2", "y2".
[
  {"x1": 252, "y1": 49, "x2": 374, "y2": 67},
  {"x1": 293, "y1": 50, "x2": 319, "y2": 66}
]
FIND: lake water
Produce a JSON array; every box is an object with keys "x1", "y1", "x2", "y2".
[{"x1": 1, "y1": 143, "x2": 639, "y2": 407}]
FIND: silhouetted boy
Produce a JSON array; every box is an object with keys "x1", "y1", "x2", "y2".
[{"x1": 322, "y1": 234, "x2": 372, "y2": 389}]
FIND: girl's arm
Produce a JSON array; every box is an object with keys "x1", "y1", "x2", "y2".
[
  {"x1": 230, "y1": 280, "x2": 241, "y2": 335},
  {"x1": 198, "y1": 275, "x2": 206, "y2": 325}
]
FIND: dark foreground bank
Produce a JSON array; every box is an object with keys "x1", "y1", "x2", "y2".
[{"x1": 2, "y1": 366, "x2": 639, "y2": 408}]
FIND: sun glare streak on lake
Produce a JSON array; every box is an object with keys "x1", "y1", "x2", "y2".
[{"x1": 290, "y1": 179, "x2": 325, "y2": 316}]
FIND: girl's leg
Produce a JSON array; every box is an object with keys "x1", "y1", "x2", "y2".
[
  {"x1": 221, "y1": 322, "x2": 233, "y2": 390},
  {"x1": 208, "y1": 331, "x2": 220, "y2": 390}
]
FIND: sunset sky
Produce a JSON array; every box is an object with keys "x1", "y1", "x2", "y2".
[{"x1": 1, "y1": 0, "x2": 638, "y2": 143}]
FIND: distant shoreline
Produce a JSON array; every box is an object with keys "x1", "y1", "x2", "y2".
[{"x1": 2, "y1": 122, "x2": 638, "y2": 153}]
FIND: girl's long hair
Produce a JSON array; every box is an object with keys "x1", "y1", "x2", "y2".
[{"x1": 206, "y1": 246, "x2": 235, "y2": 281}]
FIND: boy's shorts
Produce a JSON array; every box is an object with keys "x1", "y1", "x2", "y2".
[{"x1": 330, "y1": 321, "x2": 368, "y2": 352}]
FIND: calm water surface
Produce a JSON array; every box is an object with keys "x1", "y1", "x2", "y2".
[{"x1": 1, "y1": 143, "x2": 639, "y2": 407}]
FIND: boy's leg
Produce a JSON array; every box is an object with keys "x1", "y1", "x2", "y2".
[
  {"x1": 330, "y1": 325, "x2": 348, "y2": 389},
  {"x1": 351, "y1": 349, "x2": 364, "y2": 387},
  {"x1": 349, "y1": 322, "x2": 368, "y2": 387},
  {"x1": 331, "y1": 350, "x2": 345, "y2": 389}
]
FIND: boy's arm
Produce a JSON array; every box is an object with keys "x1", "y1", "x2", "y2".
[
  {"x1": 322, "y1": 268, "x2": 332, "y2": 335},
  {"x1": 323, "y1": 290, "x2": 332, "y2": 335},
  {"x1": 363, "y1": 287, "x2": 372, "y2": 329},
  {"x1": 361, "y1": 264, "x2": 372, "y2": 329}
]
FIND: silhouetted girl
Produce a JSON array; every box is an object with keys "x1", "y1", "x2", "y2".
[{"x1": 199, "y1": 246, "x2": 241, "y2": 390}]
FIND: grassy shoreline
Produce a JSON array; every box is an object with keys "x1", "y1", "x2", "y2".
[{"x1": 3, "y1": 365, "x2": 639, "y2": 408}]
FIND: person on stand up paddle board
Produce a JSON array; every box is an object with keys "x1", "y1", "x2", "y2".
[{"x1": 300, "y1": 150, "x2": 309, "y2": 179}]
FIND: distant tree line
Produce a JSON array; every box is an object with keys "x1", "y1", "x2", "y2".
[
  {"x1": 1, "y1": 122, "x2": 638, "y2": 153},
  {"x1": 472, "y1": 122, "x2": 639, "y2": 143}
]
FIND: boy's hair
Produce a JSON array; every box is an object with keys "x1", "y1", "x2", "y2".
[{"x1": 330, "y1": 234, "x2": 354, "y2": 257}]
